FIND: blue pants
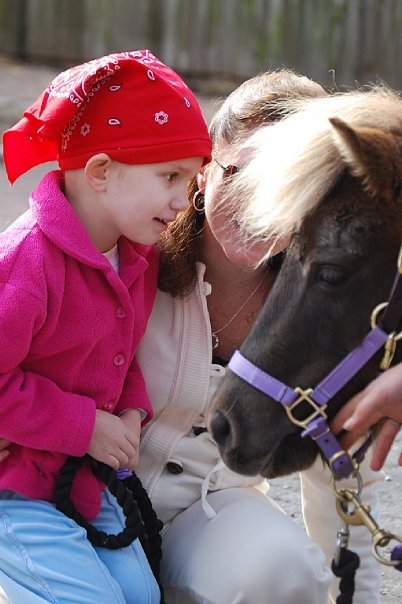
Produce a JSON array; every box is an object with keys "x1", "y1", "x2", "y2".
[{"x1": 0, "y1": 490, "x2": 160, "y2": 604}]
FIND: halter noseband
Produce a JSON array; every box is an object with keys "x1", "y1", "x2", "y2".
[{"x1": 228, "y1": 245, "x2": 402, "y2": 480}]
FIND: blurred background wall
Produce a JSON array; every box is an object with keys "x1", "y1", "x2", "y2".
[{"x1": 0, "y1": 0, "x2": 401, "y2": 93}]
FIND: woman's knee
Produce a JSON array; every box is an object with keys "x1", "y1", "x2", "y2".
[{"x1": 160, "y1": 488, "x2": 331, "y2": 603}]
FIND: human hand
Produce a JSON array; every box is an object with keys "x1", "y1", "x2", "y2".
[
  {"x1": 331, "y1": 363, "x2": 402, "y2": 471},
  {"x1": 0, "y1": 438, "x2": 11, "y2": 463},
  {"x1": 88, "y1": 409, "x2": 140, "y2": 471},
  {"x1": 118, "y1": 409, "x2": 141, "y2": 469}
]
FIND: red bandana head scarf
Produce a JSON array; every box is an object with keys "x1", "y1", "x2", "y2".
[{"x1": 3, "y1": 50, "x2": 212, "y2": 183}]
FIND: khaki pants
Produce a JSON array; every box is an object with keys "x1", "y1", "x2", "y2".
[{"x1": 160, "y1": 486, "x2": 331, "y2": 604}]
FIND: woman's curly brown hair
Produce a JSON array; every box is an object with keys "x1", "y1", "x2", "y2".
[{"x1": 158, "y1": 70, "x2": 327, "y2": 297}]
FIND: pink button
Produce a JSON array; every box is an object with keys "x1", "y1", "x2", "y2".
[
  {"x1": 116, "y1": 307, "x2": 126, "y2": 318},
  {"x1": 113, "y1": 353, "x2": 125, "y2": 366}
]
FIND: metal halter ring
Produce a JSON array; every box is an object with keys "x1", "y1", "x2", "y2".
[
  {"x1": 370, "y1": 302, "x2": 389, "y2": 329},
  {"x1": 331, "y1": 468, "x2": 363, "y2": 500},
  {"x1": 370, "y1": 303, "x2": 402, "y2": 339}
]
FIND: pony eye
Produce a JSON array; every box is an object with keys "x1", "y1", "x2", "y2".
[{"x1": 318, "y1": 266, "x2": 347, "y2": 286}]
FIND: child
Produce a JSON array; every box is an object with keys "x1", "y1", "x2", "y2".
[{"x1": 0, "y1": 49, "x2": 211, "y2": 604}]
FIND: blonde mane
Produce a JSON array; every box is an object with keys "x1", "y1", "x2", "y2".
[{"x1": 225, "y1": 86, "x2": 402, "y2": 259}]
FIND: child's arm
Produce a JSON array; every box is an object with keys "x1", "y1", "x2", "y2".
[
  {"x1": 0, "y1": 283, "x2": 96, "y2": 455},
  {"x1": 331, "y1": 362, "x2": 402, "y2": 470},
  {"x1": 114, "y1": 358, "x2": 153, "y2": 423},
  {"x1": 0, "y1": 411, "x2": 141, "y2": 471},
  {"x1": 113, "y1": 243, "x2": 158, "y2": 425}
]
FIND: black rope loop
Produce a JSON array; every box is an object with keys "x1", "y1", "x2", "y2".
[
  {"x1": 54, "y1": 455, "x2": 163, "y2": 579},
  {"x1": 332, "y1": 548, "x2": 360, "y2": 604}
]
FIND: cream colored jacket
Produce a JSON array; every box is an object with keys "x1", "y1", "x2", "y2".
[
  {"x1": 136, "y1": 262, "x2": 382, "y2": 603},
  {"x1": 136, "y1": 263, "x2": 264, "y2": 524}
]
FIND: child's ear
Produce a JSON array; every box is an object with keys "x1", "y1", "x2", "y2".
[
  {"x1": 84, "y1": 154, "x2": 113, "y2": 192},
  {"x1": 197, "y1": 165, "x2": 208, "y2": 194}
]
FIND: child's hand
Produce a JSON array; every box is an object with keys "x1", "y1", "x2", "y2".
[
  {"x1": 88, "y1": 409, "x2": 139, "y2": 470},
  {"x1": 119, "y1": 409, "x2": 141, "y2": 469},
  {"x1": 0, "y1": 438, "x2": 11, "y2": 462}
]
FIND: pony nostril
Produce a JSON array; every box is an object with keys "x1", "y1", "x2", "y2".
[{"x1": 210, "y1": 410, "x2": 233, "y2": 450}]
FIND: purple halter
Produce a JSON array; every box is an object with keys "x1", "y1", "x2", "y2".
[{"x1": 228, "y1": 254, "x2": 402, "y2": 480}]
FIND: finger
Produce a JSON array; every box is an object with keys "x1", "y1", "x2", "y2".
[
  {"x1": 123, "y1": 429, "x2": 140, "y2": 449},
  {"x1": 112, "y1": 445, "x2": 137, "y2": 469},
  {"x1": 370, "y1": 420, "x2": 400, "y2": 471},
  {"x1": 0, "y1": 450, "x2": 10, "y2": 463},
  {"x1": 126, "y1": 451, "x2": 139, "y2": 471},
  {"x1": 117, "y1": 451, "x2": 130, "y2": 469},
  {"x1": 337, "y1": 428, "x2": 365, "y2": 451},
  {"x1": 331, "y1": 394, "x2": 363, "y2": 434},
  {"x1": 334, "y1": 406, "x2": 382, "y2": 437},
  {"x1": 343, "y1": 414, "x2": 379, "y2": 436},
  {"x1": 120, "y1": 439, "x2": 137, "y2": 460},
  {"x1": 104, "y1": 454, "x2": 120, "y2": 471},
  {"x1": 0, "y1": 438, "x2": 11, "y2": 451}
]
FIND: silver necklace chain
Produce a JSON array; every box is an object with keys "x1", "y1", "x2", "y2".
[{"x1": 211, "y1": 276, "x2": 265, "y2": 350}]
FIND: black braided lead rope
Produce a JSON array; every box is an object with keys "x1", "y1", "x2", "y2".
[
  {"x1": 332, "y1": 549, "x2": 360, "y2": 604},
  {"x1": 54, "y1": 455, "x2": 164, "y2": 601}
]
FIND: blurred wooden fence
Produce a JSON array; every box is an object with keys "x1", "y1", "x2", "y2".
[{"x1": 0, "y1": 0, "x2": 401, "y2": 91}]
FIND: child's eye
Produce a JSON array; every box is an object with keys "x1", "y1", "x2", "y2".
[{"x1": 165, "y1": 173, "x2": 178, "y2": 182}]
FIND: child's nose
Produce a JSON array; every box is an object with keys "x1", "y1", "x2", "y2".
[{"x1": 171, "y1": 193, "x2": 190, "y2": 211}]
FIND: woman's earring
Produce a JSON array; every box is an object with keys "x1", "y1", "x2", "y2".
[{"x1": 192, "y1": 190, "x2": 205, "y2": 213}]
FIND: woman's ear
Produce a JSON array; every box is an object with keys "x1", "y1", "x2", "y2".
[{"x1": 84, "y1": 153, "x2": 113, "y2": 192}]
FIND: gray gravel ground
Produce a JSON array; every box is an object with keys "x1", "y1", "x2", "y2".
[
  {"x1": 1, "y1": 56, "x2": 402, "y2": 603},
  {"x1": 269, "y1": 434, "x2": 402, "y2": 603}
]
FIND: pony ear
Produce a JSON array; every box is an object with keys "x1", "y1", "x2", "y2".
[{"x1": 329, "y1": 116, "x2": 402, "y2": 202}]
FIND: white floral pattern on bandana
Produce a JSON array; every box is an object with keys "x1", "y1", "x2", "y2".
[
  {"x1": 155, "y1": 111, "x2": 168, "y2": 125},
  {"x1": 57, "y1": 50, "x2": 194, "y2": 152},
  {"x1": 80, "y1": 123, "x2": 90, "y2": 136},
  {"x1": 48, "y1": 58, "x2": 120, "y2": 106},
  {"x1": 48, "y1": 51, "x2": 169, "y2": 107}
]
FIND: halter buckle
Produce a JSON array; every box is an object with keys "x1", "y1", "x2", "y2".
[
  {"x1": 285, "y1": 387, "x2": 327, "y2": 429},
  {"x1": 380, "y1": 332, "x2": 398, "y2": 370}
]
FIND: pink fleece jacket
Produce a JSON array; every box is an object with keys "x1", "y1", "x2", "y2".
[{"x1": 0, "y1": 170, "x2": 158, "y2": 519}]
